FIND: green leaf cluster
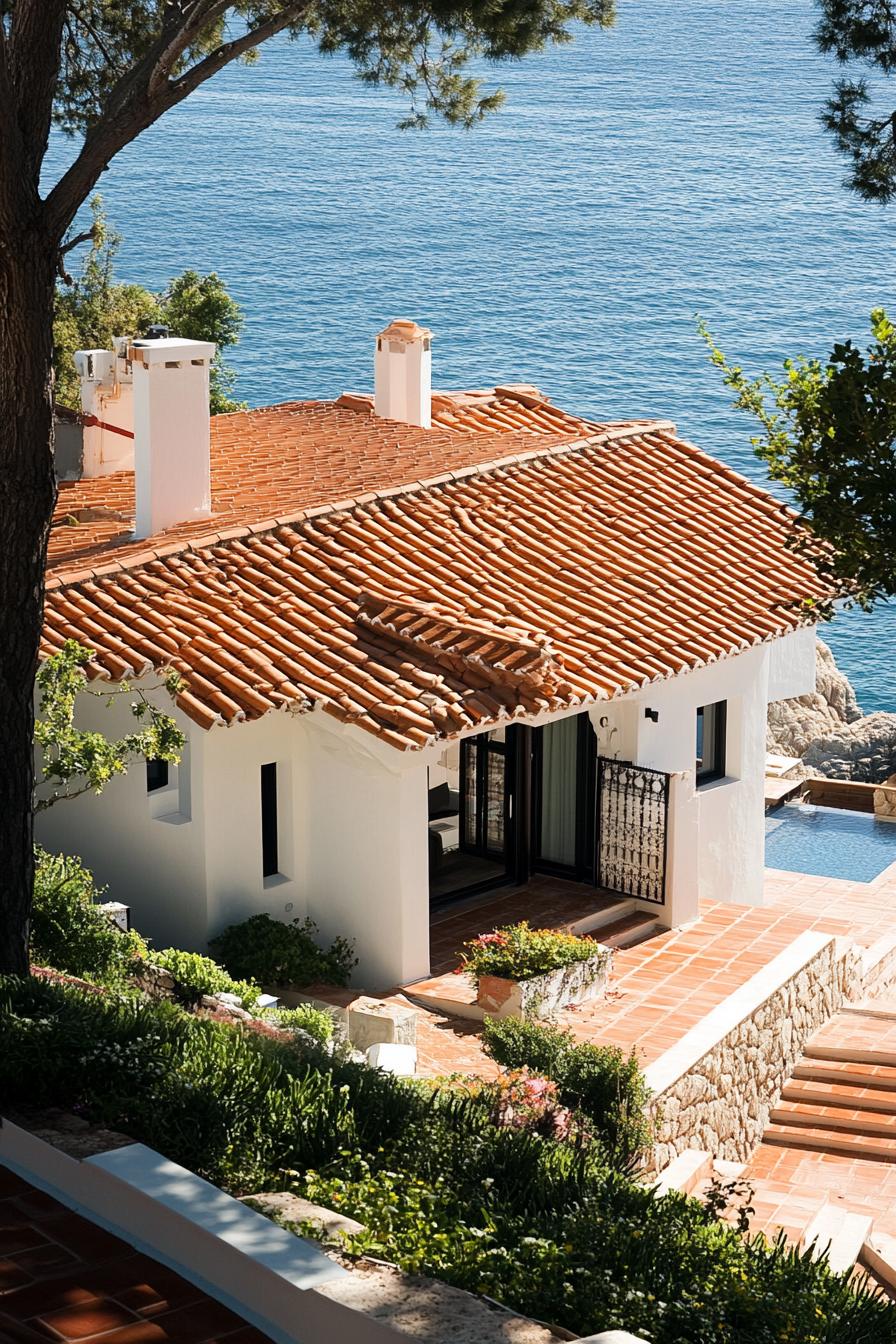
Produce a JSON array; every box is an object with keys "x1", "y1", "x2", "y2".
[
  {"x1": 701, "y1": 311, "x2": 896, "y2": 613},
  {"x1": 55, "y1": 198, "x2": 245, "y2": 414},
  {"x1": 151, "y1": 947, "x2": 261, "y2": 1010},
  {"x1": 815, "y1": 0, "x2": 896, "y2": 201},
  {"x1": 210, "y1": 913, "x2": 358, "y2": 988},
  {"x1": 34, "y1": 639, "x2": 185, "y2": 813},
  {"x1": 30, "y1": 847, "x2": 147, "y2": 985}
]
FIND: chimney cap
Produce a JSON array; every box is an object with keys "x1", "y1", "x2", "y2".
[
  {"x1": 377, "y1": 318, "x2": 433, "y2": 345},
  {"x1": 129, "y1": 336, "x2": 216, "y2": 366}
]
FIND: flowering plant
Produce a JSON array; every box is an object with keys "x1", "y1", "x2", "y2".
[
  {"x1": 459, "y1": 921, "x2": 604, "y2": 982},
  {"x1": 443, "y1": 1067, "x2": 584, "y2": 1142}
]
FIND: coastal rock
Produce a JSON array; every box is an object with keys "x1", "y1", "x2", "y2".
[{"x1": 767, "y1": 639, "x2": 896, "y2": 782}]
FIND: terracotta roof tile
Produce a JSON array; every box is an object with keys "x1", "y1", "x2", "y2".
[{"x1": 42, "y1": 391, "x2": 828, "y2": 748}]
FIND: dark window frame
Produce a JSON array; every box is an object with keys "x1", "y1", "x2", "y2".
[
  {"x1": 696, "y1": 701, "x2": 727, "y2": 786},
  {"x1": 146, "y1": 758, "x2": 169, "y2": 793},
  {"x1": 261, "y1": 762, "x2": 279, "y2": 878}
]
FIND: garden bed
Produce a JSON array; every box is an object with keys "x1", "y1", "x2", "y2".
[{"x1": 462, "y1": 923, "x2": 612, "y2": 1020}]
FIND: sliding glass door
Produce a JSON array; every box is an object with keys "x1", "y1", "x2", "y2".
[
  {"x1": 533, "y1": 713, "x2": 596, "y2": 881},
  {"x1": 428, "y1": 726, "x2": 517, "y2": 906}
]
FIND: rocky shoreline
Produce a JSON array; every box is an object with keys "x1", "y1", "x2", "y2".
[{"x1": 767, "y1": 640, "x2": 896, "y2": 783}]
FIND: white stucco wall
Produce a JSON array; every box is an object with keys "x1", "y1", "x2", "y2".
[{"x1": 34, "y1": 679, "x2": 210, "y2": 952}]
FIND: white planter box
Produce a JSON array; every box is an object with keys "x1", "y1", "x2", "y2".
[{"x1": 476, "y1": 947, "x2": 611, "y2": 1020}]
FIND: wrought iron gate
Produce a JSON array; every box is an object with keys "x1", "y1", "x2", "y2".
[{"x1": 595, "y1": 759, "x2": 669, "y2": 904}]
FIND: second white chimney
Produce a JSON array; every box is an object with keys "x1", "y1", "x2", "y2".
[
  {"x1": 374, "y1": 319, "x2": 432, "y2": 428},
  {"x1": 131, "y1": 335, "x2": 216, "y2": 538}
]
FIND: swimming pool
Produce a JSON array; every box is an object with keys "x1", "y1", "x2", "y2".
[{"x1": 765, "y1": 802, "x2": 896, "y2": 883}]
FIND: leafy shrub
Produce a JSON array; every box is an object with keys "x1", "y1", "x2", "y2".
[
  {"x1": 3, "y1": 976, "x2": 894, "y2": 1342},
  {"x1": 460, "y1": 921, "x2": 605, "y2": 981},
  {"x1": 210, "y1": 914, "x2": 356, "y2": 988},
  {"x1": 30, "y1": 847, "x2": 147, "y2": 985},
  {"x1": 150, "y1": 947, "x2": 260, "y2": 1009},
  {"x1": 262, "y1": 1003, "x2": 334, "y2": 1044},
  {"x1": 299, "y1": 1158, "x2": 896, "y2": 1344},
  {"x1": 483, "y1": 1015, "x2": 652, "y2": 1166}
]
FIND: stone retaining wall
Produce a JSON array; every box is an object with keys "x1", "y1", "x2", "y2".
[{"x1": 646, "y1": 932, "x2": 854, "y2": 1169}]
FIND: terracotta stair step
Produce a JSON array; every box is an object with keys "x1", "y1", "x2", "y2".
[
  {"x1": 803, "y1": 1042, "x2": 896, "y2": 1070},
  {"x1": 782, "y1": 1080, "x2": 896, "y2": 1115},
  {"x1": 771, "y1": 1099, "x2": 896, "y2": 1140},
  {"x1": 791, "y1": 1061, "x2": 896, "y2": 1094},
  {"x1": 591, "y1": 911, "x2": 662, "y2": 949},
  {"x1": 762, "y1": 1123, "x2": 896, "y2": 1162}
]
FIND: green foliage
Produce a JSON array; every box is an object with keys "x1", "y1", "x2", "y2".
[
  {"x1": 482, "y1": 1015, "x2": 652, "y2": 1166},
  {"x1": 210, "y1": 914, "x2": 357, "y2": 988},
  {"x1": 701, "y1": 310, "x2": 896, "y2": 613},
  {"x1": 262, "y1": 1002, "x2": 335, "y2": 1044},
  {"x1": 150, "y1": 947, "x2": 261, "y2": 1010},
  {"x1": 30, "y1": 847, "x2": 146, "y2": 985},
  {"x1": 298, "y1": 1155, "x2": 896, "y2": 1341},
  {"x1": 34, "y1": 639, "x2": 184, "y2": 812},
  {"x1": 460, "y1": 921, "x2": 605, "y2": 981},
  {"x1": 2, "y1": 976, "x2": 893, "y2": 1340},
  {"x1": 55, "y1": 197, "x2": 245, "y2": 413},
  {"x1": 815, "y1": 0, "x2": 896, "y2": 201}
]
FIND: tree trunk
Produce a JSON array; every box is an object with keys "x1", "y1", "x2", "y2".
[{"x1": 0, "y1": 234, "x2": 58, "y2": 975}]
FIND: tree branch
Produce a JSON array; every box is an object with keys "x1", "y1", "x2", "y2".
[
  {"x1": 59, "y1": 227, "x2": 96, "y2": 256},
  {"x1": 44, "y1": 4, "x2": 309, "y2": 241}
]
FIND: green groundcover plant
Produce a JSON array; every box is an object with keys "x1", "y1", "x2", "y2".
[
  {"x1": 210, "y1": 913, "x2": 357, "y2": 988},
  {"x1": 150, "y1": 948, "x2": 261, "y2": 1011},
  {"x1": 482, "y1": 1015, "x2": 653, "y2": 1167},
  {"x1": 30, "y1": 848, "x2": 147, "y2": 986},
  {"x1": 261, "y1": 1003, "x2": 334, "y2": 1045},
  {"x1": 1, "y1": 976, "x2": 892, "y2": 1343},
  {"x1": 460, "y1": 922, "x2": 604, "y2": 982}
]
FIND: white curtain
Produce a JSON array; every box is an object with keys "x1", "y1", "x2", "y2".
[{"x1": 541, "y1": 716, "x2": 579, "y2": 865}]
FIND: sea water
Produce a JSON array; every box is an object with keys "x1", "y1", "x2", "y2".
[{"x1": 43, "y1": 0, "x2": 896, "y2": 710}]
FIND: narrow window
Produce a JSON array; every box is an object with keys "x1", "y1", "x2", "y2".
[
  {"x1": 146, "y1": 758, "x2": 169, "y2": 793},
  {"x1": 696, "y1": 701, "x2": 727, "y2": 785},
  {"x1": 261, "y1": 762, "x2": 279, "y2": 878}
]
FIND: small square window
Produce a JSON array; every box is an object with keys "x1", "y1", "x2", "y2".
[
  {"x1": 146, "y1": 758, "x2": 169, "y2": 793},
  {"x1": 696, "y1": 701, "x2": 727, "y2": 785}
]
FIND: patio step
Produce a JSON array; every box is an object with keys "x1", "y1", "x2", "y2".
[
  {"x1": 771, "y1": 1099, "x2": 896, "y2": 1141},
  {"x1": 782, "y1": 1079, "x2": 896, "y2": 1115},
  {"x1": 804, "y1": 1041, "x2": 896, "y2": 1070},
  {"x1": 590, "y1": 910, "x2": 663, "y2": 949},
  {"x1": 791, "y1": 1060, "x2": 896, "y2": 1093},
  {"x1": 762, "y1": 1123, "x2": 896, "y2": 1162},
  {"x1": 566, "y1": 896, "x2": 636, "y2": 936}
]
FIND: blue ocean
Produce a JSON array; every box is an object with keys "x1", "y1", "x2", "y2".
[{"x1": 45, "y1": 0, "x2": 896, "y2": 710}]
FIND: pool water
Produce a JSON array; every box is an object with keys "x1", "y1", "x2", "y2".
[{"x1": 765, "y1": 803, "x2": 896, "y2": 883}]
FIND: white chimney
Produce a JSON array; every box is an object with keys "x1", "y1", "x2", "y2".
[
  {"x1": 73, "y1": 344, "x2": 135, "y2": 477},
  {"x1": 130, "y1": 334, "x2": 216, "y2": 539},
  {"x1": 374, "y1": 319, "x2": 432, "y2": 428}
]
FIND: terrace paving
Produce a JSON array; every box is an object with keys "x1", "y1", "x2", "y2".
[
  {"x1": 409, "y1": 862, "x2": 896, "y2": 1082},
  {"x1": 0, "y1": 1163, "x2": 274, "y2": 1344}
]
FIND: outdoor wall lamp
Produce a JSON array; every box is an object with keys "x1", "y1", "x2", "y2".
[{"x1": 644, "y1": 708, "x2": 659, "y2": 722}]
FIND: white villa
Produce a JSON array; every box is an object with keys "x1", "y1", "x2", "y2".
[{"x1": 38, "y1": 321, "x2": 824, "y2": 989}]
